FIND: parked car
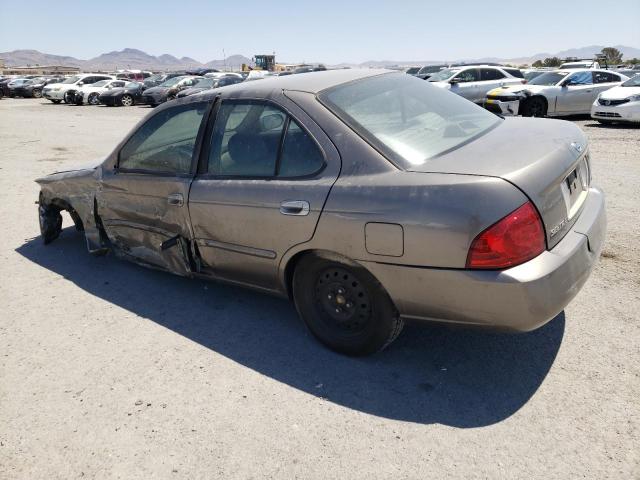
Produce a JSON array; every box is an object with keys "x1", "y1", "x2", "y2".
[
  {"x1": 428, "y1": 65, "x2": 525, "y2": 104},
  {"x1": 176, "y1": 75, "x2": 243, "y2": 98},
  {"x1": 98, "y1": 82, "x2": 145, "y2": 107},
  {"x1": 36, "y1": 70, "x2": 605, "y2": 355},
  {"x1": 42, "y1": 74, "x2": 115, "y2": 103},
  {"x1": 559, "y1": 60, "x2": 600, "y2": 70},
  {"x1": 73, "y1": 79, "x2": 132, "y2": 105},
  {"x1": 5, "y1": 78, "x2": 33, "y2": 97},
  {"x1": 142, "y1": 72, "x2": 185, "y2": 89},
  {"x1": 591, "y1": 74, "x2": 640, "y2": 124},
  {"x1": 415, "y1": 65, "x2": 447, "y2": 80},
  {"x1": 484, "y1": 69, "x2": 629, "y2": 117},
  {"x1": 139, "y1": 76, "x2": 202, "y2": 106},
  {"x1": 405, "y1": 66, "x2": 421, "y2": 75}
]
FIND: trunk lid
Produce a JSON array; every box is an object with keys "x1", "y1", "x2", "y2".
[{"x1": 408, "y1": 117, "x2": 591, "y2": 248}]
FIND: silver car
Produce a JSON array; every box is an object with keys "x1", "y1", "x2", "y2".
[
  {"x1": 36, "y1": 70, "x2": 605, "y2": 355},
  {"x1": 428, "y1": 65, "x2": 525, "y2": 103},
  {"x1": 485, "y1": 69, "x2": 629, "y2": 117}
]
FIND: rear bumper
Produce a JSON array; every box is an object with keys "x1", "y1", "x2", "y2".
[{"x1": 362, "y1": 187, "x2": 606, "y2": 331}]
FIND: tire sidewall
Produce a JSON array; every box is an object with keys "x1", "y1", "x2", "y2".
[{"x1": 293, "y1": 255, "x2": 399, "y2": 355}]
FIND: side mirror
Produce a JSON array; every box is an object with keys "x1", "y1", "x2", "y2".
[
  {"x1": 449, "y1": 77, "x2": 461, "y2": 84},
  {"x1": 77, "y1": 82, "x2": 84, "y2": 86},
  {"x1": 260, "y1": 113, "x2": 284, "y2": 131}
]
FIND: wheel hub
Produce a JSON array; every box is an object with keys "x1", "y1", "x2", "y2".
[{"x1": 314, "y1": 267, "x2": 371, "y2": 332}]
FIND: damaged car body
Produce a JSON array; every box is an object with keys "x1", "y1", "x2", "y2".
[
  {"x1": 37, "y1": 70, "x2": 606, "y2": 355},
  {"x1": 484, "y1": 69, "x2": 629, "y2": 117}
]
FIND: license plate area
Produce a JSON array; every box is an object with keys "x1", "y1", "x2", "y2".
[{"x1": 561, "y1": 157, "x2": 589, "y2": 219}]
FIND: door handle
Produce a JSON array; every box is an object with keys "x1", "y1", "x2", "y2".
[
  {"x1": 280, "y1": 200, "x2": 310, "y2": 216},
  {"x1": 167, "y1": 193, "x2": 184, "y2": 207}
]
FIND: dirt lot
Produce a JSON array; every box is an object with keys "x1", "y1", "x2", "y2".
[{"x1": 0, "y1": 98, "x2": 638, "y2": 479}]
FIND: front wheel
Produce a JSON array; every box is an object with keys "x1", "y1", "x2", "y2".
[
  {"x1": 120, "y1": 94, "x2": 133, "y2": 107},
  {"x1": 293, "y1": 255, "x2": 403, "y2": 355},
  {"x1": 521, "y1": 97, "x2": 547, "y2": 117},
  {"x1": 88, "y1": 93, "x2": 100, "y2": 105},
  {"x1": 63, "y1": 91, "x2": 74, "y2": 104},
  {"x1": 39, "y1": 203, "x2": 62, "y2": 244},
  {"x1": 32, "y1": 88, "x2": 42, "y2": 98}
]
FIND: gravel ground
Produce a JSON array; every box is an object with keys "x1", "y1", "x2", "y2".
[{"x1": 0, "y1": 98, "x2": 638, "y2": 479}]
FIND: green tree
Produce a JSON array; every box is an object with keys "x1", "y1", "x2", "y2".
[
  {"x1": 601, "y1": 47, "x2": 623, "y2": 64},
  {"x1": 532, "y1": 60, "x2": 543, "y2": 68},
  {"x1": 543, "y1": 57, "x2": 562, "y2": 67}
]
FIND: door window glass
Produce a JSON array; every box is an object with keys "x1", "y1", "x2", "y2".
[
  {"x1": 480, "y1": 68, "x2": 505, "y2": 81},
  {"x1": 278, "y1": 119, "x2": 324, "y2": 177},
  {"x1": 593, "y1": 71, "x2": 620, "y2": 84},
  {"x1": 119, "y1": 103, "x2": 206, "y2": 173},
  {"x1": 208, "y1": 102, "x2": 285, "y2": 176},
  {"x1": 566, "y1": 71, "x2": 593, "y2": 85},
  {"x1": 453, "y1": 69, "x2": 480, "y2": 82}
]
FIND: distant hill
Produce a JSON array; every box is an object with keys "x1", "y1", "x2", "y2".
[{"x1": 0, "y1": 48, "x2": 251, "y2": 71}]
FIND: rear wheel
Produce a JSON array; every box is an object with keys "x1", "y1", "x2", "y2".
[
  {"x1": 293, "y1": 254, "x2": 403, "y2": 355},
  {"x1": 88, "y1": 93, "x2": 100, "y2": 105},
  {"x1": 32, "y1": 88, "x2": 42, "y2": 98},
  {"x1": 521, "y1": 97, "x2": 547, "y2": 117},
  {"x1": 120, "y1": 94, "x2": 133, "y2": 107}
]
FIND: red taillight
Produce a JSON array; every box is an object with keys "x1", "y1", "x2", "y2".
[{"x1": 466, "y1": 202, "x2": 545, "y2": 269}]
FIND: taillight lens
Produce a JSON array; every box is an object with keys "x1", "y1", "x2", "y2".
[{"x1": 466, "y1": 202, "x2": 545, "y2": 269}]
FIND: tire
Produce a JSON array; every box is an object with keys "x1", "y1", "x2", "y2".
[
  {"x1": 63, "y1": 91, "x2": 74, "y2": 104},
  {"x1": 521, "y1": 97, "x2": 547, "y2": 117},
  {"x1": 292, "y1": 254, "x2": 403, "y2": 355},
  {"x1": 50, "y1": 99, "x2": 62, "y2": 104},
  {"x1": 32, "y1": 88, "x2": 42, "y2": 98},
  {"x1": 88, "y1": 93, "x2": 100, "y2": 105},
  {"x1": 120, "y1": 94, "x2": 133, "y2": 107},
  {"x1": 39, "y1": 204, "x2": 62, "y2": 245}
]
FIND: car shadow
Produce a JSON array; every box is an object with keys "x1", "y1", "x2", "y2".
[{"x1": 16, "y1": 227, "x2": 565, "y2": 427}]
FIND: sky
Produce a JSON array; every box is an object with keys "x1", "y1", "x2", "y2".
[{"x1": 1, "y1": 0, "x2": 639, "y2": 64}]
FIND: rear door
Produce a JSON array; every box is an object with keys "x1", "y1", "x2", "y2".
[
  {"x1": 188, "y1": 96, "x2": 340, "y2": 290},
  {"x1": 97, "y1": 101, "x2": 209, "y2": 274}
]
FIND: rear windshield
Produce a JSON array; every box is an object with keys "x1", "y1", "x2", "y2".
[{"x1": 319, "y1": 73, "x2": 500, "y2": 168}]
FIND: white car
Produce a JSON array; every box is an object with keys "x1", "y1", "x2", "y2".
[
  {"x1": 427, "y1": 65, "x2": 525, "y2": 104},
  {"x1": 42, "y1": 74, "x2": 114, "y2": 104},
  {"x1": 591, "y1": 74, "x2": 640, "y2": 124},
  {"x1": 74, "y1": 79, "x2": 132, "y2": 105},
  {"x1": 484, "y1": 69, "x2": 629, "y2": 117}
]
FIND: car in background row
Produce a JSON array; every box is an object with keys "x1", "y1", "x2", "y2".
[
  {"x1": 115, "y1": 70, "x2": 152, "y2": 82},
  {"x1": 428, "y1": 65, "x2": 525, "y2": 104},
  {"x1": 140, "y1": 75, "x2": 202, "y2": 106},
  {"x1": 591, "y1": 74, "x2": 640, "y2": 124},
  {"x1": 98, "y1": 82, "x2": 145, "y2": 107},
  {"x1": 6, "y1": 76, "x2": 65, "y2": 98},
  {"x1": 415, "y1": 65, "x2": 447, "y2": 80},
  {"x1": 176, "y1": 75, "x2": 244, "y2": 98},
  {"x1": 72, "y1": 79, "x2": 137, "y2": 105},
  {"x1": 142, "y1": 72, "x2": 185, "y2": 89},
  {"x1": 484, "y1": 69, "x2": 629, "y2": 117},
  {"x1": 43, "y1": 74, "x2": 114, "y2": 103}
]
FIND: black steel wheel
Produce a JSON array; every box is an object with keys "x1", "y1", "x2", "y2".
[
  {"x1": 522, "y1": 97, "x2": 547, "y2": 117},
  {"x1": 293, "y1": 255, "x2": 403, "y2": 355}
]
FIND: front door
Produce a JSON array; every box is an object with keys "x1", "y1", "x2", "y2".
[
  {"x1": 97, "y1": 102, "x2": 208, "y2": 274},
  {"x1": 450, "y1": 68, "x2": 481, "y2": 102},
  {"x1": 188, "y1": 98, "x2": 340, "y2": 291}
]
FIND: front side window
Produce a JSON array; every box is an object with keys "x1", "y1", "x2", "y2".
[
  {"x1": 528, "y1": 72, "x2": 569, "y2": 86},
  {"x1": 454, "y1": 69, "x2": 480, "y2": 83},
  {"x1": 319, "y1": 73, "x2": 500, "y2": 168},
  {"x1": 565, "y1": 71, "x2": 593, "y2": 85},
  {"x1": 208, "y1": 101, "x2": 324, "y2": 177},
  {"x1": 119, "y1": 103, "x2": 207, "y2": 173}
]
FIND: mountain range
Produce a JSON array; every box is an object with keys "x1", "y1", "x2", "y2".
[{"x1": 1, "y1": 45, "x2": 639, "y2": 71}]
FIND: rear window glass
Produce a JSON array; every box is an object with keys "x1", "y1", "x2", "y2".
[{"x1": 319, "y1": 73, "x2": 500, "y2": 168}]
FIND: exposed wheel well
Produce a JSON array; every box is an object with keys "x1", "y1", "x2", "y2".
[
  {"x1": 40, "y1": 195, "x2": 84, "y2": 231},
  {"x1": 522, "y1": 95, "x2": 548, "y2": 114}
]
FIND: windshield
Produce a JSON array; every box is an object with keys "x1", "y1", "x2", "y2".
[
  {"x1": 428, "y1": 69, "x2": 459, "y2": 82},
  {"x1": 62, "y1": 75, "x2": 81, "y2": 84},
  {"x1": 419, "y1": 65, "x2": 444, "y2": 75},
  {"x1": 527, "y1": 72, "x2": 568, "y2": 86},
  {"x1": 91, "y1": 80, "x2": 110, "y2": 88},
  {"x1": 320, "y1": 73, "x2": 500, "y2": 168},
  {"x1": 622, "y1": 74, "x2": 640, "y2": 87},
  {"x1": 160, "y1": 76, "x2": 185, "y2": 87},
  {"x1": 194, "y1": 78, "x2": 215, "y2": 88}
]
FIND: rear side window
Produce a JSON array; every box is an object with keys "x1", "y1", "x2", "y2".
[
  {"x1": 480, "y1": 68, "x2": 505, "y2": 80},
  {"x1": 208, "y1": 101, "x2": 324, "y2": 178},
  {"x1": 119, "y1": 103, "x2": 206, "y2": 173},
  {"x1": 593, "y1": 71, "x2": 620, "y2": 83},
  {"x1": 503, "y1": 68, "x2": 524, "y2": 78}
]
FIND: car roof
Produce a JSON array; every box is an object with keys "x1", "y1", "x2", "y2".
[{"x1": 198, "y1": 69, "x2": 390, "y2": 98}]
